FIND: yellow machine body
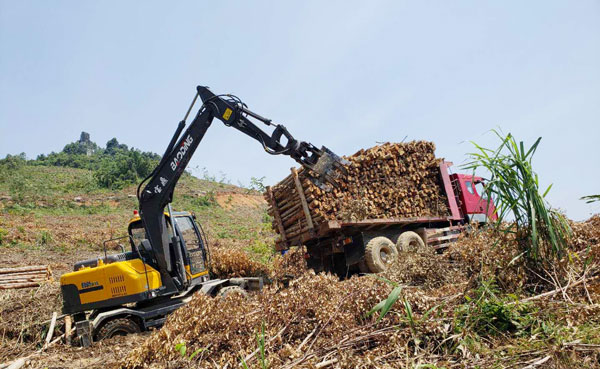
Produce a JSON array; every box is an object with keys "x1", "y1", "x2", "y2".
[
  {"x1": 61, "y1": 211, "x2": 209, "y2": 314},
  {"x1": 60, "y1": 258, "x2": 162, "y2": 313}
]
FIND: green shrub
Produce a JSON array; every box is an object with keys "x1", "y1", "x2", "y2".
[
  {"x1": 249, "y1": 176, "x2": 266, "y2": 192},
  {"x1": 455, "y1": 280, "x2": 536, "y2": 337},
  {"x1": 7, "y1": 172, "x2": 29, "y2": 202},
  {"x1": 174, "y1": 341, "x2": 206, "y2": 361},
  {"x1": 37, "y1": 230, "x2": 53, "y2": 246},
  {"x1": 246, "y1": 239, "x2": 274, "y2": 263},
  {"x1": 261, "y1": 210, "x2": 272, "y2": 225},
  {"x1": 0, "y1": 153, "x2": 26, "y2": 170},
  {"x1": 193, "y1": 191, "x2": 217, "y2": 208}
]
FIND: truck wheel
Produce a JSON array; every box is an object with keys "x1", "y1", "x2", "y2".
[
  {"x1": 218, "y1": 286, "x2": 248, "y2": 298},
  {"x1": 396, "y1": 231, "x2": 427, "y2": 253},
  {"x1": 95, "y1": 317, "x2": 140, "y2": 340},
  {"x1": 364, "y1": 237, "x2": 398, "y2": 273}
]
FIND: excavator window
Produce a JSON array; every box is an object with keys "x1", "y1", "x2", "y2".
[
  {"x1": 129, "y1": 225, "x2": 147, "y2": 248},
  {"x1": 174, "y1": 217, "x2": 200, "y2": 249},
  {"x1": 174, "y1": 216, "x2": 206, "y2": 275},
  {"x1": 129, "y1": 219, "x2": 174, "y2": 248},
  {"x1": 128, "y1": 219, "x2": 175, "y2": 267}
]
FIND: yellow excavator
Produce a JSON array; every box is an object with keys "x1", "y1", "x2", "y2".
[{"x1": 59, "y1": 85, "x2": 345, "y2": 346}]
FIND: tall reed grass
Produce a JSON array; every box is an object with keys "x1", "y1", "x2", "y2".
[
  {"x1": 464, "y1": 130, "x2": 571, "y2": 264},
  {"x1": 581, "y1": 195, "x2": 600, "y2": 204}
]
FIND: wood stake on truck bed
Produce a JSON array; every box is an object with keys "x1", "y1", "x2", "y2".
[
  {"x1": 267, "y1": 186, "x2": 287, "y2": 243},
  {"x1": 291, "y1": 167, "x2": 314, "y2": 235}
]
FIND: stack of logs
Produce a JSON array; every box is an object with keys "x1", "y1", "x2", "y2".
[
  {"x1": 0, "y1": 265, "x2": 52, "y2": 289},
  {"x1": 265, "y1": 141, "x2": 450, "y2": 246}
]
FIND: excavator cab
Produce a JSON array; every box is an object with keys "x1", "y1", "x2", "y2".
[
  {"x1": 127, "y1": 211, "x2": 209, "y2": 282},
  {"x1": 60, "y1": 210, "x2": 226, "y2": 345},
  {"x1": 60, "y1": 211, "x2": 210, "y2": 316}
]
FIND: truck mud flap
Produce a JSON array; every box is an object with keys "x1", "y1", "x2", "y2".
[{"x1": 344, "y1": 234, "x2": 366, "y2": 267}]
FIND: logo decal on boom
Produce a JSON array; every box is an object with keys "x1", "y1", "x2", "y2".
[{"x1": 170, "y1": 135, "x2": 194, "y2": 171}]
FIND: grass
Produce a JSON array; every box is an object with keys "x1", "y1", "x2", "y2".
[
  {"x1": 0, "y1": 227, "x2": 7, "y2": 245},
  {"x1": 240, "y1": 322, "x2": 268, "y2": 369},
  {"x1": 0, "y1": 165, "x2": 101, "y2": 200},
  {"x1": 464, "y1": 130, "x2": 572, "y2": 265}
]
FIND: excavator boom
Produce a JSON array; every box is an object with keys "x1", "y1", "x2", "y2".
[{"x1": 138, "y1": 86, "x2": 346, "y2": 294}]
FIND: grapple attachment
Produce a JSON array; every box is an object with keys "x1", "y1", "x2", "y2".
[{"x1": 299, "y1": 146, "x2": 349, "y2": 191}]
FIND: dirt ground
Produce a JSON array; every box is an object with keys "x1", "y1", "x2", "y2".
[
  {"x1": 18, "y1": 334, "x2": 147, "y2": 369},
  {"x1": 215, "y1": 192, "x2": 264, "y2": 210}
]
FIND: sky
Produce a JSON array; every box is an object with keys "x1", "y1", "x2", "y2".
[{"x1": 0, "y1": 1, "x2": 598, "y2": 220}]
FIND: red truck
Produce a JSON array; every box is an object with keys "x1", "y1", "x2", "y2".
[{"x1": 272, "y1": 161, "x2": 496, "y2": 276}]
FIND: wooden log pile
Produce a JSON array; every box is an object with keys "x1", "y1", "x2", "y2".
[
  {"x1": 0, "y1": 265, "x2": 52, "y2": 290},
  {"x1": 265, "y1": 141, "x2": 450, "y2": 246}
]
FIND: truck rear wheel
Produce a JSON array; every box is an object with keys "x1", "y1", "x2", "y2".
[
  {"x1": 95, "y1": 317, "x2": 140, "y2": 341},
  {"x1": 396, "y1": 231, "x2": 427, "y2": 253},
  {"x1": 218, "y1": 286, "x2": 248, "y2": 298},
  {"x1": 364, "y1": 237, "x2": 397, "y2": 273}
]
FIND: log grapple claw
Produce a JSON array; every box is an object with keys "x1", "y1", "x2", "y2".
[{"x1": 303, "y1": 146, "x2": 349, "y2": 191}]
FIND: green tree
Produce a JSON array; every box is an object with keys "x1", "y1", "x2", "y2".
[
  {"x1": 94, "y1": 150, "x2": 157, "y2": 189},
  {"x1": 105, "y1": 138, "x2": 129, "y2": 156}
]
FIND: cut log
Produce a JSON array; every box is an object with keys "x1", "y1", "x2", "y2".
[
  {"x1": 0, "y1": 282, "x2": 42, "y2": 290},
  {"x1": 266, "y1": 186, "x2": 286, "y2": 242},
  {"x1": 0, "y1": 265, "x2": 49, "y2": 275},
  {"x1": 45, "y1": 312, "x2": 58, "y2": 347},
  {"x1": 65, "y1": 315, "x2": 72, "y2": 345}
]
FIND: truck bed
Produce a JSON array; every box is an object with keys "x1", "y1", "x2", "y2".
[
  {"x1": 270, "y1": 161, "x2": 465, "y2": 251},
  {"x1": 276, "y1": 215, "x2": 460, "y2": 250}
]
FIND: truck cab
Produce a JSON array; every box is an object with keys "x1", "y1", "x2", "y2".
[{"x1": 450, "y1": 173, "x2": 498, "y2": 222}]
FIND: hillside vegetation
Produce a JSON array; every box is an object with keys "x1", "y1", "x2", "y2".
[
  {"x1": 0, "y1": 131, "x2": 274, "y2": 258},
  {"x1": 0, "y1": 164, "x2": 273, "y2": 259},
  {"x1": 3, "y1": 132, "x2": 160, "y2": 190}
]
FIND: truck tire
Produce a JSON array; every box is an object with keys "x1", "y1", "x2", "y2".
[
  {"x1": 95, "y1": 317, "x2": 140, "y2": 340},
  {"x1": 396, "y1": 231, "x2": 428, "y2": 253},
  {"x1": 364, "y1": 237, "x2": 397, "y2": 273},
  {"x1": 218, "y1": 286, "x2": 248, "y2": 298}
]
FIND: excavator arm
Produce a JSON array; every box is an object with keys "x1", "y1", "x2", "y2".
[{"x1": 137, "y1": 86, "x2": 346, "y2": 294}]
